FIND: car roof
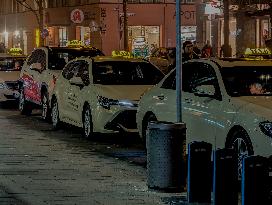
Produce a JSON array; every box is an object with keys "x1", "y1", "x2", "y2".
[
  {"x1": 84, "y1": 56, "x2": 149, "y2": 63},
  {"x1": 0, "y1": 53, "x2": 26, "y2": 59},
  {"x1": 186, "y1": 58, "x2": 272, "y2": 69}
]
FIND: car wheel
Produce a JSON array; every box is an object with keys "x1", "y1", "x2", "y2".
[
  {"x1": 18, "y1": 88, "x2": 32, "y2": 116},
  {"x1": 82, "y1": 105, "x2": 93, "y2": 139},
  {"x1": 142, "y1": 113, "x2": 157, "y2": 147},
  {"x1": 41, "y1": 91, "x2": 51, "y2": 121},
  {"x1": 226, "y1": 128, "x2": 254, "y2": 179},
  {"x1": 51, "y1": 98, "x2": 60, "y2": 130}
]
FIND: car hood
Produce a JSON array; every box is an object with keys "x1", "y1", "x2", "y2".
[
  {"x1": 0, "y1": 71, "x2": 20, "y2": 83},
  {"x1": 94, "y1": 85, "x2": 153, "y2": 101},
  {"x1": 234, "y1": 96, "x2": 272, "y2": 120}
]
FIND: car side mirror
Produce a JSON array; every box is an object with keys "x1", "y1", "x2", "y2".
[
  {"x1": 69, "y1": 76, "x2": 85, "y2": 87},
  {"x1": 194, "y1": 84, "x2": 216, "y2": 97},
  {"x1": 30, "y1": 62, "x2": 43, "y2": 73}
]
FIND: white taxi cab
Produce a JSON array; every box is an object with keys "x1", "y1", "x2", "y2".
[
  {"x1": 18, "y1": 45, "x2": 104, "y2": 119},
  {"x1": 136, "y1": 58, "x2": 272, "y2": 176},
  {"x1": 51, "y1": 56, "x2": 164, "y2": 138},
  {"x1": 0, "y1": 51, "x2": 26, "y2": 101}
]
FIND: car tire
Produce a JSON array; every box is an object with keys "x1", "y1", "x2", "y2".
[
  {"x1": 82, "y1": 105, "x2": 93, "y2": 139},
  {"x1": 18, "y1": 88, "x2": 32, "y2": 116},
  {"x1": 41, "y1": 91, "x2": 51, "y2": 121},
  {"x1": 142, "y1": 113, "x2": 157, "y2": 148},
  {"x1": 226, "y1": 128, "x2": 254, "y2": 180},
  {"x1": 51, "y1": 98, "x2": 61, "y2": 130}
]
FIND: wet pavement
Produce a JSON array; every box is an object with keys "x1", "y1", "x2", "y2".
[{"x1": 0, "y1": 101, "x2": 189, "y2": 205}]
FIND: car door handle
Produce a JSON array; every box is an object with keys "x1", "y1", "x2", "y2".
[
  {"x1": 154, "y1": 95, "x2": 165, "y2": 100},
  {"x1": 184, "y1": 98, "x2": 192, "y2": 103}
]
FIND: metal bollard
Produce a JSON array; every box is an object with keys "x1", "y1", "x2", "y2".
[
  {"x1": 241, "y1": 155, "x2": 270, "y2": 205},
  {"x1": 146, "y1": 121, "x2": 186, "y2": 192},
  {"x1": 187, "y1": 141, "x2": 212, "y2": 203},
  {"x1": 213, "y1": 148, "x2": 238, "y2": 205}
]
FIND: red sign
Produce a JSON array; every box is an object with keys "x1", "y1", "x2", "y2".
[{"x1": 71, "y1": 9, "x2": 84, "y2": 23}]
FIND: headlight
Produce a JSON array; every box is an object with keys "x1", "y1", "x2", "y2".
[
  {"x1": 0, "y1": 83, "x2": 8, "y2": 89},
  {"x1": 97, "y1": 96, "x2": 137, "y2": 109},
  {"x1": 259, "y1": 121, "x2": 272, "y2": 138}
]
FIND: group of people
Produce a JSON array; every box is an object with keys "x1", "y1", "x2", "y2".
[
  {"x1": 182, "y1": 40, "x2": 213, "y2": 61},
  {"x1": 167, "y1": 40, "x2": 213, "y2": 71}
]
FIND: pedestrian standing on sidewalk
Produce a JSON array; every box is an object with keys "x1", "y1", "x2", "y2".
[{"x1": 201, "y1": 40, "x2": 213, "y2": 58}]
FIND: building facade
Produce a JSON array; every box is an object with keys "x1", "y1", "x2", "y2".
[{"x1": 0, "y1": 0, "x2": 270, "y2": 56}]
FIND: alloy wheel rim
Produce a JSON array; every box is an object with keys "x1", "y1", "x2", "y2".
[
  {"x1": 52, "y1": 102, "x2": 58, "y2": 127},
  {"x1": 233, "y1": 137, "x2": 249, "y2": 178},
  {"x1": 84, "y1": 110, "x2": 91, "y2": 137},
  {"x1": 42, "y1": 95, "x2": 48, "y2": 119}
]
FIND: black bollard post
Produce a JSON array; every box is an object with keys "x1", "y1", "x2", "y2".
[
  {"x1": 241, "y1": 155, "x2": 270, "y2": 205},
  {"x1": 187, "y1": 141, "x2": 212, "y2": 203},
  {"x1": 213, "y1": 148, "x2": 238, "y2": 205},
  {"x1": 146, "y1": 121, "x2": 186, "y2": 192}
]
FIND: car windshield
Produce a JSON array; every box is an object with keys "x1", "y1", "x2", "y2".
[
  {"x1": 93, "y1": 61, "x2": 164, "y2": 85},
  {"x1": 220, "y1": 66, "x2": 272, "y2": 96},
  {"x1": 0, "y1": 57, "x2": 25, "y2": 71},
  {"x1": 49, "y1": 48, "x2": 104, "y2": 70}
]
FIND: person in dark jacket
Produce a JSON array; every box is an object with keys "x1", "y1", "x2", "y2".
[{"x1": 183, "y1": 40, "x2": 199, "y2": 61}]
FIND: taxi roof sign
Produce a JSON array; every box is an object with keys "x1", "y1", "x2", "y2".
[
  {"x1": 244, "y1": 48, "x2": 271, "y2": 56},
  {"x1": 67, "y1": 40, "x2": 84, "y2": 48},
  {"x1": 112, "y1": 50, "x2": 133, "y2": 58},
  {"x1": 8, "y1": 47, "x2": 23, "y2": 55}
]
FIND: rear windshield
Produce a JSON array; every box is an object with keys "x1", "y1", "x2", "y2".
[
  {"x1": 0, "y1": 57, "x2": 25, "y2": 71},
  {"x1": 48, "y1": 48, "x2": 104, "y2": 70},
  {"x1": 92, "y1": 61, "x2": 164, "y2": 85}
]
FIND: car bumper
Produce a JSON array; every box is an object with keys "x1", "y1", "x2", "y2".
[{"x1": 93, "y1": 105, "x2": 138, "y2": 134}]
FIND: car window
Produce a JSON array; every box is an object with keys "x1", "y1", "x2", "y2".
[
  {"x1": 161, "y1": 71, "x2": 176, "y2": 90},
  {"x1": 62, "y1": 62, "x2": 76, "y2": 80},
  {"x1": 0, "y1": 57, "x2": 25, "y2": 71},
  {"x1": 161, "y1": 63, "x2": 194, "y2": 91},
  {"x1": 27, "y1": 49, "x2": 46, "y2": 70},
  {"x1": 92, "y1": 61, "x2": 164, "y2": 85},
  {"x1": 220, "y1": 65, "x2": 272, "y2": 96},
  {"x1": 48, "y1": 48, "x2": 104, "y2": 71},
  {"x1": 74, "y1": 60, "x2": 90, "y2": 85},
  {"x1": 185, "y1": 62, "x2": 217, "y2": 93}
]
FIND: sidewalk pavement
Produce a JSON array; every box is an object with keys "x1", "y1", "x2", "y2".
[{"x1": 0, "y1": 109, "x2": 192, "y2": 205}]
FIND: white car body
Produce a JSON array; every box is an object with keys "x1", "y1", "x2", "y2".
[
  {"x1": 136, "y1": 58, "x2": 272, "y2": 158},
  {"x1": 51, "y1": 56, "x2": 164, "y2": 136}
]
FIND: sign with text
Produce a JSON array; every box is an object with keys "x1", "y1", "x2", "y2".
[
  {"x1": 71, "y1": 9, "x2": 84, "y2": 23},
  {"x1": 174, "y1": 5, "x2": 197, "y2": 26}
]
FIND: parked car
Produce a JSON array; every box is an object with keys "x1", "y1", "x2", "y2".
[
  {"x1": 51, "y1": 56, "x2": 164, "y2": 138},
  {"x1": 136, "y1": 58, "x2": 272, "y2": 177},
  {"x1": 0, "y1": 53, "x2": 26, "y2": 101},
  {"x1": 18, "y1": 46, "x2": 104, "y2": 119}
]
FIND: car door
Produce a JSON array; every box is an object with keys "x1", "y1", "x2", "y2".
[
  {"x1": 184, "y1": 61, "x2": 224, "y2": 148},
  {"x1": 67, "y1": 60, "x2": 90, "y2": 124},
  {"x1": 57, "y1": 61, "x2": 77, "y2": 121}
]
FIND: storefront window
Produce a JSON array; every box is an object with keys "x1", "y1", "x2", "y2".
[
  {"x1": 59, "y1": 27, "x2": 68, "y2": 47},
  {"x1": 128, "y1": 26, "x2": 160, "y2": 58},
  {"x1": 181, "y1": 26, "x2": 196, "y2": 42},
  {"x1": 77, "y1": 26, "x2": 91, "y2": 46}
]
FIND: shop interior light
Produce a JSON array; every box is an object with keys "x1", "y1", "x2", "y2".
[{"x1": 14, "y1": 30, "x2": 20, "y2": 36}]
